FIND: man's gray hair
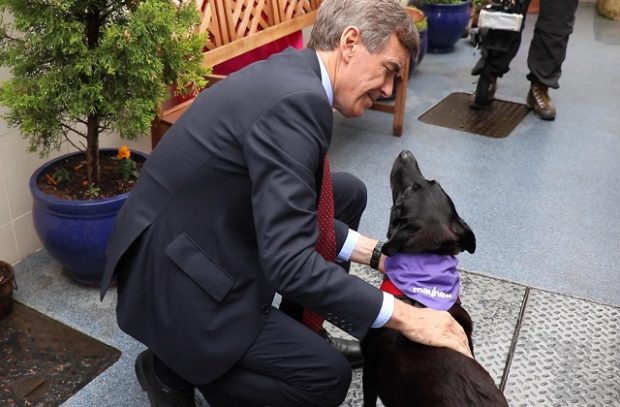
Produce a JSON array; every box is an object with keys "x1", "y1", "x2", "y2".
[{"x1": 308, "y1": 0, "x2": 419, "y2": 57}]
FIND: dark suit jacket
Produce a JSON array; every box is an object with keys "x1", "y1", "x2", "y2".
[{"x1": 100, "y1": 48, "x2": 383, "y2": 384}]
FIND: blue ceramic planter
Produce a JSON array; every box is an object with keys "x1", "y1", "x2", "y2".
[
  {"x1": 421, "y1": 2, "x2": 471, "y2": 53},
  {"x1": 30, "y1": 148, "x2": 147, "y2": 286}
]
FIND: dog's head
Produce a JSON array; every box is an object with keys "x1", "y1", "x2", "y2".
[{"x1": 382, "y1": 150, "x2": 476, "y2": 257}]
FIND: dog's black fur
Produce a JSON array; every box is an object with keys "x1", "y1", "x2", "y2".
[{"x1": 360, "y1": 150, "x2": 509, "y2": 407}]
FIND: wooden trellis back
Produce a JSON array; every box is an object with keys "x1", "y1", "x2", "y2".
[{"x1": 194, "y1": 0, "x2": 320, "y2": 51}]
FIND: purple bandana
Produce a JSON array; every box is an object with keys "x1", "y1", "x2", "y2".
[{"x1": 383, "y1": 253, "x2": 460, "y2": 311}]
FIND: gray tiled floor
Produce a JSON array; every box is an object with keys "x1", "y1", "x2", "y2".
[
  {"x1": 5, "y1": 4, "x2": 620, "y2": 407},
  {"x1": 10, "y1": 251, "x2": 620, "y2": 406}
]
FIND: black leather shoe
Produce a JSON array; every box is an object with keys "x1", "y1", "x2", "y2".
[
  {"x1": 135, "y1": 350, "x2": 196, "y2": 407},
  {"x1": 527, "y1": 81, "x2": 556, "y2": 120},
  {"x1": 319, "y1": 329, "x2": 364, "y2": 369}
]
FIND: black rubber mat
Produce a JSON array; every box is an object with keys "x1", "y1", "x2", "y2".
[
  {"x1": 0, "y1": 302, "x2": 120, "y2": 406},
  {"x1": 418, "y1": 92, "x2": 530, "y2": 138}
]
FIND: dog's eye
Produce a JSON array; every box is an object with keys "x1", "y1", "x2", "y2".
[{"x1": 403, "y1": 184, "x2": 420, "y2": 195}]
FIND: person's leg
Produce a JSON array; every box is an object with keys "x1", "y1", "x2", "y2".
[
  {"x1": 526, "y1": 0, "x2": 578, "y2": 119},
  {"x1": 196, "y1": 308, "x2": 352, "y2": 407},
  {"x1": 471, "y1": 0, "x2": 531, "y2": 107},
  {"x1": 526, "y1": 0, "x2": 579, "y2": 89},
  {"x1": 279, "y1": 171, "x2": 366, "y2": 297},
  {"x1": 278, "y1": 171, "x2": 366, "y2": 368},
  {"x1": 332, "y1": 171, "x2": 367, "y2": 272},
  {"x1": 472, "y1": 0, "x2": 532, "y2": 78},
  {"x1": 332, "y1": 171, "x2": 367, "y2": 233}
]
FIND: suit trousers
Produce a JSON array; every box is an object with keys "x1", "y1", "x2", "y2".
[
  {"x1": 473, "y1": 0, "x2": 579, "y2": 88},
  {"x1": 196, "y1": 307, "x2": 352, "y2": 406},
  {"x1": 154, "y1": 171, "x2": 367, "y2": 406}
]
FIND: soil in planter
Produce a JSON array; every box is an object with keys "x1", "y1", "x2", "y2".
[{"x1": 37, "y1": 152, "x2": 145, "y2": 201}]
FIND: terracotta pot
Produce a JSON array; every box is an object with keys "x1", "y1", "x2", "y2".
[{"x1": 0, "y1": 260, "x2": 15, "y2": 321}]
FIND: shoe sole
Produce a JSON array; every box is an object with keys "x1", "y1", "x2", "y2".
[{"x1": 527, "y1": 102, "x2": 556, "y2": 121}]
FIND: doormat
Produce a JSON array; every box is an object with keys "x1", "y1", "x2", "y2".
[
  {"x1": 419, "y1": 92, "x2": 530, "y2": 138},
  {"x1": 0, "y1": 302, "x2": 121, "y2": 406}
]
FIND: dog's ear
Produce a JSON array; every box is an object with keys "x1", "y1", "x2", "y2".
[
  {"x1": 382, "y1": 219, "x2": 412, "y2": 256},
  {"x1": 454, "y1": 218, "x2": 476, "y2": 254},
  {"x1": 440, "y1": 186, "x2": 476, "y2": 254}
]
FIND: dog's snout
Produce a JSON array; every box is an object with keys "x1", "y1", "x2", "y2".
[{"x1": 398, "y1": 150, "x2": 415, "y2": 161}]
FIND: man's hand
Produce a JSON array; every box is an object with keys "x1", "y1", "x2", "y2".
[{"x1": 385, "y1": 298, "x2": 473, "y2": 358}]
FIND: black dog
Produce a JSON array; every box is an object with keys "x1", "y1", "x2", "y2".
[{"x1": 361, "y1": 150, "x2": 509, "y2": 407}]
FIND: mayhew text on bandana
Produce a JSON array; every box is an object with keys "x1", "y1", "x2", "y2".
[{"x1": 411, "y1": 286, "x2": 453, "y2": 299}]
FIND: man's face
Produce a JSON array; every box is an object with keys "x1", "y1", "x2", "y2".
[{"x1": 333, "y1": 33, "x2": 409, "y2": 118}]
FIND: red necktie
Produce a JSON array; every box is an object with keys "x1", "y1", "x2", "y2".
[{"x1": 302, "y1": 155, "x2": 337, "y2": 332}]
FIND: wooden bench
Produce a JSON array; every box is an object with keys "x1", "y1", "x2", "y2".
[{"x1": 151, "y1": 0, "x2": 414, "y2": 148}]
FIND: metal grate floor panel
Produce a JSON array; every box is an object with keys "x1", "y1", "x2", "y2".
[
  {"x1": 503, "y1": 289, "x2": 620, "y2": 407},
  {"x1": 418, "y1": 92, "x2": 530, "y2": 138},
  {"x1": 460, "y1": 272, "x2": 526, "y2": 386},
  {"x1": 336, "y1": 264, "x2": 620, "y2": 406},
  {"x1": 0, "y1": 302, "x2": 121, "y2": 406}
]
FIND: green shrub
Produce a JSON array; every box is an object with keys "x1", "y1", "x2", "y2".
[{"x1": 0, "y1": 0, "x2": 210, "y2": 186}]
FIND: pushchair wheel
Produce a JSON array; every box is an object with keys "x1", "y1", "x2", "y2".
[{"x1": 471, "y1": 73, "x2": 491, "y2": 109}]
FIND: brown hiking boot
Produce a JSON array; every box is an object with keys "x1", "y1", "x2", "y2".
[{"x1": 527, "y1": 82, "x2": 556, "y2": 120}]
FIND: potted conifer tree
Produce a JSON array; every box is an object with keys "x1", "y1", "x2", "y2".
[{"x1": 0, "y1": 0, "x2": 209, "y2": 285}]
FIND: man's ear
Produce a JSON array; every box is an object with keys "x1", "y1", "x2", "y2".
[{"x1": 340, "y1": 26, "x2": 361, "y2": 62}]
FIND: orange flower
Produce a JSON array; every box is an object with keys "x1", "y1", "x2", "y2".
[{"x1": 117, "y1": 145, "x2": 131, "y2": 160}]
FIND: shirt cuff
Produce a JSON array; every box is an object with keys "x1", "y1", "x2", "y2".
[
  {"x1": 336, "y1": 229, "x2": 360, "y2": 262},
  {"x1": 371, "y1": 292, "x2": 394, "y2": 328}
]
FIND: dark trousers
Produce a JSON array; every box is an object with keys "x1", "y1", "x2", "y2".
[
  {"x1": 154, "y1": 172, "x2": 367, "y2": 406},
  {"x1": 196, "y1": 308, "x2": 352, "y2": 407},
  {"x1": 473, "y1": 0, "x2": 579, "y2": 88}
]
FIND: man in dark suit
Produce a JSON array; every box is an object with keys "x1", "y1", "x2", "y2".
[{"x1": 100, "y1": 0, "x2": 472, "y2": 406}]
